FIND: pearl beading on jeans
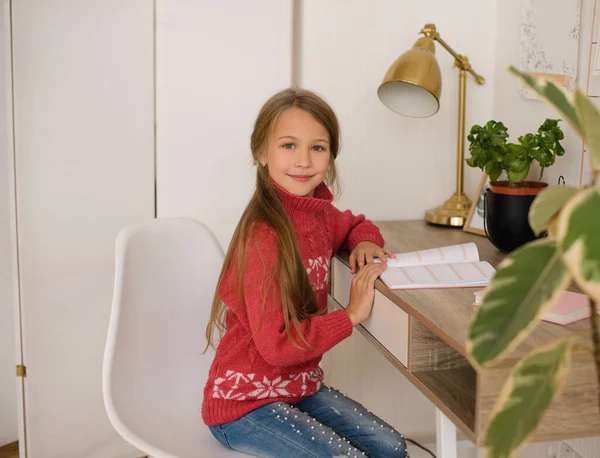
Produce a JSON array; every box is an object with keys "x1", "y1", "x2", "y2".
[
  {"x1": 270, "y1": 396, "x2": 409, "y2": 458},
  {"x1": 273, "y1": 403, "x2": 364, "y2": 456}
]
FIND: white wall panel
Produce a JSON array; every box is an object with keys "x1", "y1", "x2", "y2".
[{"x1": 156, "y1": 0, "x2": 293, "y2": 248}]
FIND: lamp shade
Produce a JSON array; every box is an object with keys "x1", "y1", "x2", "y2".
[{"x1": 378, "y1": 36, "x2": 442, "y2": 118}]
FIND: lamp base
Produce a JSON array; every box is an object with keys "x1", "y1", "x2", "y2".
[{"x1": 425, "y1": 192, "x2": 472, "y2": 227}]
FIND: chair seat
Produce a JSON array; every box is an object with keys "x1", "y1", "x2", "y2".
[{"x1": 142, "y1": 415, "x2": 249, "y2": 457}]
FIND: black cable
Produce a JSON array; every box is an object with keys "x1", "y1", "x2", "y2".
[{"x1": 405, "y1": 437, "x2": 436, "y2": 458}]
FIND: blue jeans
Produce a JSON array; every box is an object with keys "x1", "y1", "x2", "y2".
[{"x1": 209, "y1": 385, "x2": 409, "y2": 458}]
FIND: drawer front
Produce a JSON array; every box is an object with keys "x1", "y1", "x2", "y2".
[
  {"x1": 331, "y1": 258, "x2": 409, "y2": 367},
  {"x1": 332, "y1": 257, "x2": 353, "y2": 308},
  {"x1": 365, "y1": 290, "x2": 409, "y2": 367}
]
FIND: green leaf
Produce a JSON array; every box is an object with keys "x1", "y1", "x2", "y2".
[
  {"x1": 486, "y1": 161, "x2": 503, "y2": 182},
  {"x1": 528, "y1": 185, "x2": 580, "y2": 235},
  {"x1": 508, "y1": 66, "x2": 581, "y2": 134},
  {"x1": 538, "y1": 118, "x2": 564, "y2": 142},
  {"x1": 467, "y1": 239, "x2": 571, "y2": 367},
  {"x1": 557, "y1": 187, "x2": 600, "y2": 303},
  {"x1": 466, "y1": 121, "x2": 510, "y2": 176},
  {"x1": 466, "y1": 156, "x2": 477, "y2": 167},
  {"x1": 484, "y1": 339, "x2": 572, "y2": 458},
  {"x1": 531, "y1": 148, "x2": 554, "y2": 168},
  {"x1": 518, "y1": 133, "x2": 539, "y2": 149},
  {"x1": 505, "y1": 143, "x2": 521, "y2": 163},
  {"x1": 507, "y1": 162, "x2": 530, "y2": 183},
  {"x1": 574, "y1": 90, "x2": 600, "y2": 171},
  {"x1": 508, "y1": 159, "x2": 528, "y2": 173}
]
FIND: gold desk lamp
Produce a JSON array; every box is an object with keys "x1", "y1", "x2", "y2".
[{"x1": 378, "y1": 24, "x2": 485, "y2": 227}]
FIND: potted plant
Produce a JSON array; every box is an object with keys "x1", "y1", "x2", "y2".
[
  {"x1": 465, "y1": 118, "x2": 565, "y2": 251},
  {"x1": 468, "y1": 67, "x2": 600, "y2": 458}
]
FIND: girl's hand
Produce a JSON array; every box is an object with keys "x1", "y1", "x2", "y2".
[
  {"x1": 349, "y1": 241, "x2": 395, "y2": 274},
  {"x1": 346, "y1": 263, "x2": 387, "y2": 326}
]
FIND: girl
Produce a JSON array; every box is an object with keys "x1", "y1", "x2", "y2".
[{"x1": 203, "y1": 88, "x2": 409, "y2": 458}]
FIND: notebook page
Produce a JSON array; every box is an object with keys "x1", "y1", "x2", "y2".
[
  {"x1": 380, "y1": 261, "x2": 495, "y2": 289},
  {"x1": 380, "y1": 243, "x2": 480, "y2": 268}
]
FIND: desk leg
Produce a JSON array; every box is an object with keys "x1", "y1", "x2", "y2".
[{"x1": 435, "y1": 409, "x2": 457, "y2": 458}]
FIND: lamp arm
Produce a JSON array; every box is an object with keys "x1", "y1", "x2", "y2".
[{"x1": 421, "y1": 24, "x2": 485, "y2": 85}]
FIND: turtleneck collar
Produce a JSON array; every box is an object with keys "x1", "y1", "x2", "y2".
[{"x1": 270, "y1": 178, "x2": 333, "y2": 213}]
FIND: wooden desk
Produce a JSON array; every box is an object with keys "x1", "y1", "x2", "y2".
[{"x1": 329, "y1": 220, "x2": 600, "y2": 452}]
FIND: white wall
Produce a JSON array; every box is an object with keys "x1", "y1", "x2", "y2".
[
  {"x1": 12, "y1": 1, "x2": 154, "y2": 457},
  {"x1": 300, "y1": 0, "x2": 498, "y2": 221},
  {"x1": 0, "y1": 0, "x2": 18, "y2": 448},
  {"x1": 156, "y1": 0, "x2": 293, "y2": 248}
]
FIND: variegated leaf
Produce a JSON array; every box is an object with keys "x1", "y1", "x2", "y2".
[
  {"x1": 557, "y1": 187, "x2": 600, "y2": 303},
  {"x1": 574, "y1": 90, "x2": 600, "y2": 172},
  {"x1": 468, "y1": 239, "x2": 571, "y2": 367},
  {"x1": 484, "y1": 339, "x2": 572, "y2": 458},
  {"x1": 528, "y1": 186, "x2": 579, "y2": 236}
]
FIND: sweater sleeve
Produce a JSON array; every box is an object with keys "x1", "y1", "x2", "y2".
[
  {"x1": 243, "y1": 225, "x2": 353, "y2": 367},
  {"x1": 327, "y1": 205, "x2": 385, "y2": 254}
]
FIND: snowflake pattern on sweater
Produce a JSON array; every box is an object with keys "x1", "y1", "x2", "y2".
[
  {"x1": 212, "y1": 367, "x2": 324, "y2": 401},
  {"x1": 306, "y1": 249, "x2": 331, "y2": 292}
]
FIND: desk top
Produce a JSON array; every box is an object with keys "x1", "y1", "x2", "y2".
[{"x1": 339, "y1": 220, "x2": 587, "y2": 363}]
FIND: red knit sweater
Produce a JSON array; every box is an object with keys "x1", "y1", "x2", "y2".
[{"x1": 202, "y1": 181, "x2": 385, "y2": 426}]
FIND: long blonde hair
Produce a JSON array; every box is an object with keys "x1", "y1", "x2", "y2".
[{"x1": 205, "y1": 88, "x2": 341, "y2": 351}]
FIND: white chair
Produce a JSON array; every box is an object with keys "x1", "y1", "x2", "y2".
[{"x1": 103, "y1": 217, "x2": 246, "y2": 458}]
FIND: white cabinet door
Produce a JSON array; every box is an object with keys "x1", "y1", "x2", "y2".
[{"x1": 11, "y1": 1, "x2": 154, "y2": 456}]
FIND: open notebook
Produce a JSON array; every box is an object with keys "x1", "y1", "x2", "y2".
[{"x1": 376, "y1": 243, "x2": 496, "y2": 290}]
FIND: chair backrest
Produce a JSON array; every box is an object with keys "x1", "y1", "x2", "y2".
[{"x1": 103, "y1": 217, "x2": 224, "y2": 457}]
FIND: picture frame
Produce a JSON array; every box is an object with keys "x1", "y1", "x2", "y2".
[{"x1": 463, "y1": 173, "x2": 490, "y2": 236}]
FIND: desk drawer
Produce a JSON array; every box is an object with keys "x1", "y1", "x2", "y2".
[{"x1": 331, "y1": 258, "x2": 409, "y2": 367}]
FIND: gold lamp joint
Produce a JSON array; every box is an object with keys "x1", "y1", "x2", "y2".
[{"x1": 421, "y1": 24, "x2": 485, "y2": 86}]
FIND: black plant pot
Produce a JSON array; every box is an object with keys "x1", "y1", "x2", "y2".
[{"x1": 484, "y1": 181, "x2": 547, "y2": 252}]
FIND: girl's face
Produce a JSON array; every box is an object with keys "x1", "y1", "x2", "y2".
[{"x1": 261, "y1": 107, "x2": 331, "y2": 198}]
